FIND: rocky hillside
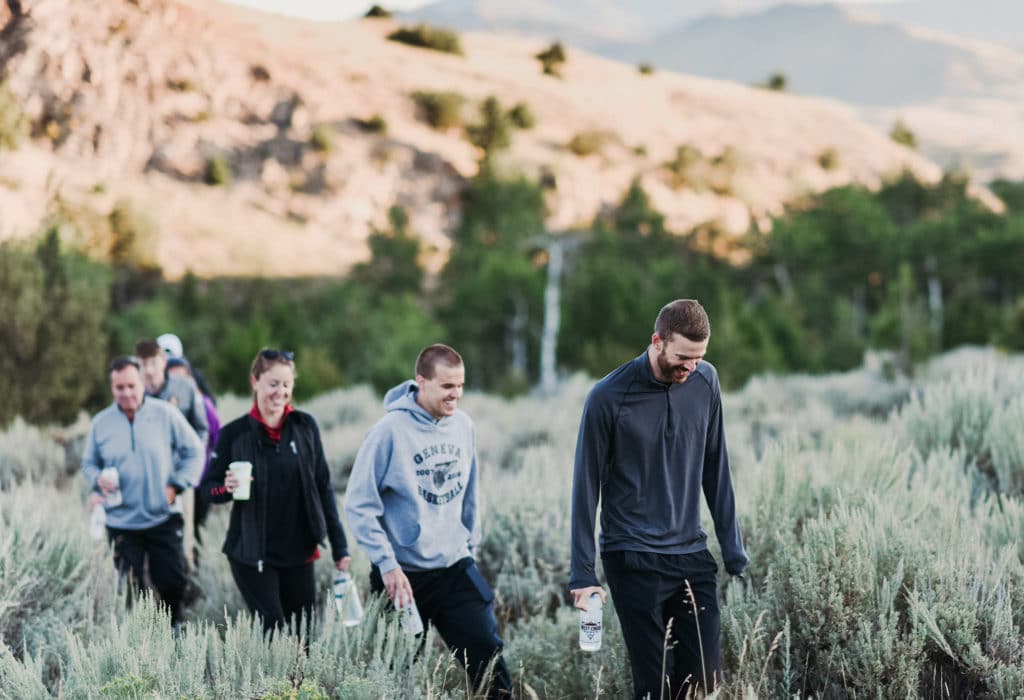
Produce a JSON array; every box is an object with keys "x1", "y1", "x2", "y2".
[{"x1": 0, "y1": 0, "x2": 943, "y2": 278}]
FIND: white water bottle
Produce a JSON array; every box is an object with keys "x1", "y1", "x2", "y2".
[
  {"x1": 399, "y1": 595, "x2": 424, "y2": 635},
  {"x1": 579, "y1": 592, "x2": 603, "y2": 652},
  {"x1": 89, "y1": 503, "x2": 107, "y2": 540},
  {"x1": 333, "y1": 571, "x2": 363, "y2": 627}
]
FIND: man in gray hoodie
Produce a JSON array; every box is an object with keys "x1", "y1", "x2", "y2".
[
  {"x1": 345, "y1": 344, "x2": 512, "y2": 699},
  {"x1": 82, "y1": 356, "x2": 205, "y2": 626}
]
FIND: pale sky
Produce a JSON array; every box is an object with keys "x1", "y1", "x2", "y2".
[
  {"x1": 222, "y1": 0, "x2": 899, "y2": 23},
  {"x1": 221, "y1": 0, "x2": 431, "y2": 22}
]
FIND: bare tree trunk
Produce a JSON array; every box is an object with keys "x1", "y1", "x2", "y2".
[
  {"x1": 540, "y1": 239, "x2": 564, "y2": 395},
  {"x1": 510, "y1": 294, "x2": 527, "y2": 378},
  {"x1": 926, "y1": 255, "x2": 943, "y2": 349}
]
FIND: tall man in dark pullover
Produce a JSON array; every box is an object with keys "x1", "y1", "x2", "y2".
[{"x1": 569, "y1": 299, "x2": 748, "y2": 699}]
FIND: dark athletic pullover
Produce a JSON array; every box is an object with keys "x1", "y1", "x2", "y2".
[{"x1": 569, "y1": 351, "x2": 748, "y2": 590}]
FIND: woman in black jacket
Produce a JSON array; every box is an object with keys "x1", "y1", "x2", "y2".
[{"x1": 202, "y1": 349, "x2": 350, "y2": 634}]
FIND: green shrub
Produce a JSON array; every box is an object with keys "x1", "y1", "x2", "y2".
[
  {"x1": 204, "y1": 152, "x2": 233, "y2": 186},
  {"x1": 506, "y1": 101, "x2": 536, "y2": 130},
  {"x1": 309, "y1": 123, "x2": 336, "y2": 153},
  {"x1": 990, "y1": 178, "x2": 1024, "y2": 214},
  {"x1": 818, "y1": 147, "x2": 840, "y2": 171},
  {"x1": 410, "y1": 90, "x2": 466, "y2": 130},
  {"x1": 566, "y1": 130, "x2": 611, "y2": 157},
  {"x1": 250, "y1": 64, "x2": 272, "y2": 82},
  {"x1": 354, "y1": 113, "x2": 387, "y2": 134},
  {"x1": 0, "y1": 80, "x2": 29, "y2": 150},
  {"x1": 763, "y1": 72, "x2": 788, "y2": 91},
  {"x1": 364, "y1": 4, "x2": 392, "y2": 18},
  {"x1": 891, "y1": 119, "x2": 918, "y2": 149},
  {"x1": 660, "y1": 144, "x2": 740, "y2": 194},
  {"x1": 467, "y1": 96, "x2": 512, "y2": 157},
  {"x1": 166, "y1": 77, "x2": 195, "y2": 92},
  {"x1": 0, "y1": 231, "x2": 111, "y2": 426},
  {"x1": 663, "y1": 144, "x2": 704, "y2": 189},
  {"x1": 709, "y1": 146, "x2": 740, "y2": 195},
  {"x1": 387, "y1": 24, "x2": 463, "y2": 56},
  {"x1": 535, "y1": 41, "x2": 567, "y2": 77},
  {"x1": 637, "y1": 62, "x2": 655, "y2": 76},
  {"x1": 109, "y1": 199, "x2": 159, "y2": 268}
]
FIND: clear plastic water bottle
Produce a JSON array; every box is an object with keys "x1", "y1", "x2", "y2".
[
  {"x1": 100, "y1": 467, "x2": 122, "y2": 507},
  {"x1": 332, "y1": 571, "x2": 363, "y2": 627},
  {"x1": 579, "y1": 592, "x2": 603, "y2": 652},
  {"x1": 89, "y1": 503, "x2": 107, "y2": 540},
  {"x1": 399, "y1": 596, "x2": 424, "y2": 635}
]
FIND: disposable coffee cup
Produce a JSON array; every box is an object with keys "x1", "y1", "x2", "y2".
[
  {"x1": 229, "y1": 461, "x2": 253, "y2": 500},
  {"x1": 100, "y1": 467, "x2": 122, "y2": 507}
]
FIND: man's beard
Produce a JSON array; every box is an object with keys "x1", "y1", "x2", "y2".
[{"x1": 655, "y1": 347, "x2": 691, "y2": 384}]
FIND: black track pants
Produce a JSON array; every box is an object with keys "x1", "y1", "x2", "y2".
[
  {"x1": 107, "y1": 514, "x2": 188, "y2": 625},
  {"x1": 603, "y1": 549, "x2": 721, "y2": 700},
  {"x1": 371, "y1": 558, "x2": 513, "y2": 699}
]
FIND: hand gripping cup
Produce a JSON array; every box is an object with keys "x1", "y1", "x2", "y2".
[
  {"x1": 100, "y1": 467, "x2": 123, "y2": 507},
  {"x1": 229, "y1": 461, "x2": 253, "y2": 500}
]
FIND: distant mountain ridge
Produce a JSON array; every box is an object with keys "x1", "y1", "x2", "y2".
[
  {"x1": 403, "y1": 0, "x2": 798, "y2": 44},
  {"x1": 601, "y1": 3, "x2": 1019, "y2": 107},
  {"x1": 861, "y1": 0, "x2": 1024, "y2": 50}
]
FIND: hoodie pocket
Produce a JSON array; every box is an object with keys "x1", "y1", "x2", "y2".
[{"x1": 389, "y1": 519, "x2": 421, "y2": 547}]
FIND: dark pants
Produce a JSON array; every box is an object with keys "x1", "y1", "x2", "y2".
[
  {"x1": 371, "y1": 558, "x2": 513, "y2": 699},
  {"x1": 192, "y1": 488, "x2": 211, "y2": 567},
  {"x1": 603, "y1": 550, "x2": 721, "y2": 700},
  {"x1": 230, "y1": 559, "x2": 315, "y2": 636},
  {"x1": 106, "y1": 514, "x2": 187, "y2": 625}
]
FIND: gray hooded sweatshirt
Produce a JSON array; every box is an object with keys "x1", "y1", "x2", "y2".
[{"x1": 344, "y1": 380, "x2": 479, "y2": 574}]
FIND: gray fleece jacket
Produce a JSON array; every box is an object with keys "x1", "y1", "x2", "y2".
[
  {"x1": 82, "y1": 398, "x2": 204, "y2": 530},
  {"x1": 344, "y1": 381, "x2": 479, "y2": 574}
]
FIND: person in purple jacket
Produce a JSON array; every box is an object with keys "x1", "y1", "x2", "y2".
[
  {"x1": 167, "y1": 355, "x2": 220, "y2": 567},
  {"x1": 569, "y1": 299, "x2": 749, "y2": 699}
]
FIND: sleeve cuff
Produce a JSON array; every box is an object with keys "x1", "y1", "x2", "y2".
[{"x1": 377, "y1": 557, "x2": 399, "y2": 574}]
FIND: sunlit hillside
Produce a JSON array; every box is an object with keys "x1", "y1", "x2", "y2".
[{"x1": 0, "y1": 0, "x2": 942, "y2": 278}]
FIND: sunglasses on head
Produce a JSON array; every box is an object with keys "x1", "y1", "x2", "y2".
[{"x1": 260, "y1": 349, "x2": 295, "y2": 362}]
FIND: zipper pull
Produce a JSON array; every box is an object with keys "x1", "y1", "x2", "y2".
[
  {"x1": 258, "y1": 559, "x2": 264, "y2": 573},
  {"x1": 290, "y1": 440, "x2": 298, "y2": 455}
]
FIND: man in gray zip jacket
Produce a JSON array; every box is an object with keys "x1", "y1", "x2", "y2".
[
  {"x1": 569, "y1": 299, "x2": 748, "y2": 699},
  {"x1": 82, "y1": 356, "x2": 204, "y2": 626},
  {"x1": 345, "y1": 344, "x2": 512, "y2": 699}
]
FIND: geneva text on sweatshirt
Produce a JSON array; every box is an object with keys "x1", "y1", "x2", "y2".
[
  {"x1": 82, "y1": 398, "x2": 205, "y2": 530},
  {"x1": 569, "y1": 352, "x2": 748, "y2": 590},
  {"x1": 344, "y1": 380, "x2": 479, "y2": 574}
]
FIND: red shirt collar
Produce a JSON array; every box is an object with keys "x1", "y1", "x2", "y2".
[{"x1": 249, "y1": 401, "x2": 294, "y2": 443}]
